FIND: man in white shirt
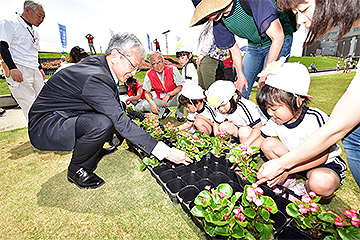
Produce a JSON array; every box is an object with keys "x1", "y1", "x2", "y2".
[{"x1": 0, "y1": 0, "x2": 45, "y2": 121}]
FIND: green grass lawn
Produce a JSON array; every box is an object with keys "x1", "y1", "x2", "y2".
[
  {"x1": 289, "y1": 56, "x2": 344, "y2": 69},
  {"x1": 1, "y1": 66, "x2": 359, "y2": 239}
]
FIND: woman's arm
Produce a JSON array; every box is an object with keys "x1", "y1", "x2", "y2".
[
  {"x1": 230, "y1": 43, "x2": 248, "y2": 92},
  {"x1": 256, "y1": 89, "x2": 360, "y2": 185},
  {"x1": 257, "y1": 19, "x2": 285, "y2": 88}
]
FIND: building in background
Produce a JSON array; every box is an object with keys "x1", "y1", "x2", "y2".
[{"x1": 303, "y1": 26, "x2": 360, "y2": 59}]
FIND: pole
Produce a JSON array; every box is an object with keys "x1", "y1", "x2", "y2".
[{"x1": 162, "y1": 30, "x2": 170, "y2": 55}]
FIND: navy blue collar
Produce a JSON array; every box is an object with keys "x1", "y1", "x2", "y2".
[{"x1": 284, "y1": 106, "x2": 308, "y2": 129}]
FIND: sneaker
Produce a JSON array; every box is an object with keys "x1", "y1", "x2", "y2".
[
  {"x1": 159, "y1": 107, "x2": 171, "y2": 120},
  {"x1": 176, "y1": 116, "x2": 185, "y2": 122}
]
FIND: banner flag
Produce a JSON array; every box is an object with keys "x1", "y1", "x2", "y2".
[
  {"x1": 147, "y1": 33, "x2": 151, "y2": 52},
  {"x1": 58, "y1": 23, "x2": 67, "y2": 50}
]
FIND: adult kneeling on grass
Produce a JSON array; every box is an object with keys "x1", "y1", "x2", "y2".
[{"x1": 28, "y1": 32, "x2": 192, "y2": 189}]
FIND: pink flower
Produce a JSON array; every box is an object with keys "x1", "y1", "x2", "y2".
[
  {"x1": 254, "y1": 187, "x2": 264, "y2": 195},
  {"x1": 350, "y1": 209, "x2": 358, "y2": 214},
  {"x1": 300, "y1": 217, "x2": 304, "y2": 221},
  {"x1": 344, "y1": 209, "x2": 354, "y2": 219},
  {"x1": 308, "y1": 191, "x2": 317, "y2": 198},
  {"x1": 246, "y1": 187, "x2": 256, "y2": 198},
  {"x1": 312, "y1": 220, "x2": 317, "y2": 224},
  {"x1": 201, "y1": 197, "x2": 206, "y2": 203},
  {"x1": 301, "y1": 195, "x2": 311, "y2": 204},
  {"x1": 335, "y1": 221, "x2": 344, "y2": 227},
  {"x1": 351, "y1": 220, "x2": 359, "y2": 227},
  {"x1": 218, "y1": 192, "x2": 225, "y2": 199},
  {"x1": 310, "y1": 207, "x2": 318, "y2": 213},
  {"x1": 235, "y1": 212, "x2": 245, "y2": 221},
  {"x1": 246, "y1": 196, "x2": 253, "y2": 202},
  {"x1": 299, "y1": 207, "x2": 308, "y2": 214},
  {"x1": 254, "y1": 197, "x2": 263, "y2": 206},
  {"x1": 223, "y1": 215, "x2": 228, "y2": 221},
  {"x1": 204, "y1": 185, "x2": 211, "y2": 191},
  {"x1": 235, "y1": 157, "x2": 240, "y2": 164}
]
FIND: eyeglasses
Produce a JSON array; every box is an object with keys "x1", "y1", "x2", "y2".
[
  {"x1": 116, "y1": 49, "x2": 140, "y2": 73},
  {"x1": 151, "y1": 60, "x2": 164, "y2": 66}
]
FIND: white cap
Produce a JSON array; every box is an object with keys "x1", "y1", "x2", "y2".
[
  {"x1": 175, "y1": 43, "x2": 192, "y2": 53},
  {"x1": 265, "y1": 62, "x2": 312, "y2": 98},
  {"x1": 180, "y1": 84, "x2": 205, "y2": 100},
  {"x1": 205, "y1": 80, "x2": 236, "y2": 107}
]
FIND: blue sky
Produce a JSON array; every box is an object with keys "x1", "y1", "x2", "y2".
[{"x1": 1, "y1": 0, "x2": 306, "y2": 55}]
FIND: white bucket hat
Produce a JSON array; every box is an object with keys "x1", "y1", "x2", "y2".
[
  {"x1": 180, "y1": 84, "x2": 205, "y2": 100},
  {"x1": 205, "y1": 80, "x2": 236, "y2": 107},
  {"x1": 175, "y1": 42, "x2": 192, "y2": 53},
  {"x1": 265, "y1": 62, "x2": 312, "y2": 98}
]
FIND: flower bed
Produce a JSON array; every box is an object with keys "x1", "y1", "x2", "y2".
[{"x1": 126, "y1": 110, "x2": 360, "y2": 240}]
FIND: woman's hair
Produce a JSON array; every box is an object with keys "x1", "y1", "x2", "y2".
[
  {"x1": 105, "y1": 32, "x2": 145, "y2": 59},
  {"x1": 178, "y1": 94, "x2": 202, "y2": 106},
  {"x1": 256, "y1": 84, "x2": 310, "y2": 116},
  {"x1": 126, "y1": 77, "x2": 137, "y2": 95},
  {"x1": 69, "y1": 46, "x2": 89, "y2": 63},
  {"x1": 277, "y1": 0, "x2": 360, "y2": 45},
  {"x1": 226, "y1": 89, "x2": 242, "y2": 114},
  {"x1": 176, "y1": 51, "x2": 197, "y2": 69}
]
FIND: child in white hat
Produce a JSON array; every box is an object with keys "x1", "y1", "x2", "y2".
[
  {"x1": 205, "y1": 80, "x2": 267, "y2": 146},
  {"x1": 176, "y1": 44, "x2": 198, "y2": 86},
  {"x1": 256, "y1": 62, "x2": 346, "y2": 201},
  {"x1": 178, "y1": 84, "x2": 216, "y2": 135}
]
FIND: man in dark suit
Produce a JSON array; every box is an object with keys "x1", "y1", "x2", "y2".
[{"x1": 28, "y1": 33, "x2": 192, "y2": 189}]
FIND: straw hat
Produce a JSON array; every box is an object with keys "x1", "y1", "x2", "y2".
[{"x1": 190, "y1": 0, "x2": 232, "y2": 27}]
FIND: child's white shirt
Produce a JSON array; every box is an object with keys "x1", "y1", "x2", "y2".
[
  {"x1": 181, "y1": 62, "x2": 198, "y2": 85},
  {"x1": 215, "y1": 98, "x2": 267, "y2": 128},
  {"x1": 187, "y1": 101, "x2": 217, "y2": 123},
  {"x1": 261, "y1": 106, "x2": 342, "y2": 164}
]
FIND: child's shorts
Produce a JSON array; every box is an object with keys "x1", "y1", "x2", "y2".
[{"x1": 297, "y1": 156, "x2": 347, "y2": 185}]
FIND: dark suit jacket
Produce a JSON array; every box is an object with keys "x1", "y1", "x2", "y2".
[{"x1": 28, "y1": 55, "x2": 157, "y2": 154}]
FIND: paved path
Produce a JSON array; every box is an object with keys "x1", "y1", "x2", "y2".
[{"x1": 0, "y1": 69, "x2": 356, "y2": 133}]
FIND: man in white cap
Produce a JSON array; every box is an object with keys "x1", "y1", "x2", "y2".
[{"x1": 0, "y1": 0, "x2": 45, "y2": 121}]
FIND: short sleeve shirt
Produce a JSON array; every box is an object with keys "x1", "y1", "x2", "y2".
[
  {"x1": 0, "y1": 15, "x2": 40, "y2": 69},
  {"x1": 181, "y1": 62, "x2": 199, "y2": 85},
  {"x1": 187, "y1": 101, "x2": 217, "y2": 123},
  {"x1": 215, "y1": 98, "x2": 265, "y2": 127},
  {"x1": 261, "y1": 106, "x2": 342, "y2": 164}
]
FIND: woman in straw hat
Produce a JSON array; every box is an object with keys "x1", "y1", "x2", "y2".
[
  {"x1": 190, "y1": 0, "x2": 294, "y2": 99},
  {"x1": 256, "y1": 0, "x2": 360, "y2": 189}
]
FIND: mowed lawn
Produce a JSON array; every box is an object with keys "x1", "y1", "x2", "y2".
[{"x1": 1, "y1": 71, "x2": 360, "y2": 239}]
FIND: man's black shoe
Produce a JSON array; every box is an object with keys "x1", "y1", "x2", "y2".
[
  {"x1": 92, "y1": 146, "x2": 117, "y2": 171},
  {"x1": 67, "y1": 168, "x2": 104, "y2": 189}
]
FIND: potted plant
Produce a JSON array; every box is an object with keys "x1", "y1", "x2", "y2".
[
  {"x1": 226, "y1": 145, "x2": 260, "y2": 185},
  {"x1": 210, "y1": 130, "x2": 231, "y2": 157},
  {"x1": 286, "y1": 191, "x2": 360, "y2": 240},
  {"x1": 191, "y1": 184, "x2": 278, "y2": 239},
  {"x1": 175, "y1": 130, "x2": 211, "y2": 161},
  {"x1": 162, "y1": 121, "x2": 179, "y2": 144}
]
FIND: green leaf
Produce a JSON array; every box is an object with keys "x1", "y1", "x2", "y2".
[
  {"x1": 245, "y1": 232, "x2": 257, "y2": 240},
  {"x1": 324, "y1": 236, "x2": 336, "y2": 240},
  {"x1": 231, "y1": 224, "x2": 245, "y2": 238},
  {"x1": 191, "y1": 205, "x2": 208, "y2": 218},
  {"x1": 204, "y1": 221, "x2": 216, "y2": 237},
  {"x1": 303, "y1": 217, "x2": 313, "y2": 228},
  {"x1": 255, "y1": 222, "x2": 264, "y2": 232},
  {"x1": 139, "y1": 163, "x2": 147, "y2": 171},
  {"x1": 260, "y1": 224, "x2": 274, "y2": 240},
  {"x1": 262, "y1": 196, "x2": 278, "y2": 214},
  {"x1": 286, "y1": 203, "x2": 301, "y2": 217},
  {"x1": 260, "y1": 208, "x2": 270, "y2": 221},
  {"x1": 231, "y1": 192, "x2": 242, "y2": 205},
  {"x1": 217, "y1": 183, "x2": 233, "y2": 199},
  {"x1": 243, "y1": 208, "x2": 256, "y2": 219},
  {"x1": 214, "y1": 225, "x2": 231, "y2": 236},
  {"x1": 318, "y1": 212, "x2": 337, "y2": 223},
  {"x1": 338, "y1": 226, "x2": 360, "y2": 240},
  {"x1": 194, "y1": 190, "x2": 211, "y2": 206}
]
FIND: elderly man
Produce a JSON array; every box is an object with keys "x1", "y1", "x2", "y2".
[
  {"x1": 142, "y1": 51, "x2": 185, "y2": 122},
  {"x1": 0, "y1": 0, "x2": 46, "y2": 121},
  {"x1": 28, "y1": 33, "x2": 192, "y2": 189}
]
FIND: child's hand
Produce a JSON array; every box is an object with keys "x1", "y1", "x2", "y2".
[{"x1": 266, "y1": 171, "x2": 289, "y2": 188}]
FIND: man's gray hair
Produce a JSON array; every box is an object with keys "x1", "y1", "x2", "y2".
[
  {"x1": 105, "y1": 32, "x2": 146, "y2": 59},
  {"x1": 24, "y1": 0, "x2": 43, "y2": 11},
  {"x1": 148, "y1": 51, "x2": 164, "y2": 61}
]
